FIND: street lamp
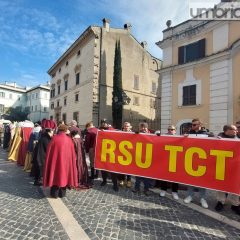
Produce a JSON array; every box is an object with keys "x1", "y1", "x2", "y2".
[
  {"x1": 114, "y1": 96, "x2": 119, "y2": 103},
  {"x1": 113, "y1": 90, "x2": 131, "y2": 105},
  {"x1": 112, "y1": 89, "x2": 131, "y2": 129}
]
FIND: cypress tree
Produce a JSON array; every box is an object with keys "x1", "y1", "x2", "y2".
[{"x1": 112, "y1": 40, "x2": 123, "y2": 129}]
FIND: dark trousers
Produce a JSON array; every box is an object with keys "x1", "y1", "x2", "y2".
[
  {"x1": 101, "y1": 171, "x2": 118, "y2": 187},
  {"x1": 160, "y1": 181, "x2": 178, "y2": 192},
  {"x1": 50, "y1": 186, "x2": 67, "y2": 198},
  {"x1": 118, "y1": 174, "x2": 131, "y2": 181},
  {"x1": 134, "y1": 177, "x2": 150, "y2": 191}
]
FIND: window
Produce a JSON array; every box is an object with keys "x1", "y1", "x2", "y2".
[
  {"x1": 9, "y1": 93, "x2": 12, "y2": 99},
  {"x1": 182, "y1": 85, "x2": 196, "y2": 106},
  {"x1": 35, "y1": 105, "x2": 37, "y2": 111},
  {"x1": 62, "y1": 113, "x2": 66, "y2": 123},
  {"x1": 133, "y1": 75, "x2": 139, "y2": 90},
  {"x1": 58, "y1": 85, "x2": 61, "y2": 95},
  {"x1": 58, "y1": 68, "x2": 61, "y2": 73},
  {"x1": 32, "y1": 94, "x2": 34, "y2": 99},
  {"x1": 43, "y1": 107, "x2": 47, "y2": 112},
  {"x1": 178, "y1": 39, "x2": 206, "y2": 64},
  {"x1": 44, "y1": 93, "x2": 48, "y2": 99},
  {"x1": 57, "y1": 100, "x2": 60, "y2": 107},
  {"x1": 31, "y1": 106, "x2": 33, "y2": 111},
  {"x1": 76, "y1": 72, "x2": 80, "y2": 85},
  {"x1": 18, "y1": 95, "x2": 21, "y2": 101},
  {"x1": 0, "y1": 104, "x2": 4, "y2": 113},
  {"x1": 75, "y1": 93, "x2": 79, "y2": 102},
  {"x1": 77, "y1": 50, "x2": 81, "y2": 56},
  {"x1": 51, "y1": 88, "x2": 55, "y2": 98},
  {"x1": 66, "y1": 61, "x2": 69, "y2": 66},
  {"x1": 0, "y1": 92, "x2": 5, "y2": 98},
  {"x1": 51, "y1": 73, "x2": 56, "y2": 78},
  {"x1": 35, "y1": 93, "x2": 38, "y2": 99},
  {"x1": 65, "y1": 80, "x2": 68, "y2": 91},
  {"x1": 73, "y1": 112, "x2": 79, "y2": 123},
  {"x1": 151, "y1": 82, "x2": 157, "y2": 94},
  {"x1": 133, "y1": 96, "x2": 139, "y2": 105},
  {"x1": 64, "y1": 97, "x2": 67, "y2": 106},
  {"x1": 150, "y1": 99, "x2": 156, "y2": 108},
  {"x1": 51, "y1": 103, "x2": 54, "y2": 109}
]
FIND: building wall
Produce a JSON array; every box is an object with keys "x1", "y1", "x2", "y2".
[
  {"x1": 49, "y1": 23, "x2": 161, "y2": 129},
  {"x1": 27, "y1": 88, "x2": 50, "y2": 122},
  {"x1": 99, "y1": 27, "x2": 161, "y2": 124},
  {"x1": 0, "y1": 83, "x2": 49, "y2": 122},
  {"x1": 229, "y1": 21, "x2": 240, "y2": 47},
  {"x1": 172, "y1": 31, "x2": 213, "y2": 66},
  {"x1": 170, "y1": 65, "x2": 210, "y2": 130},
  {"x1": 158, "y1": 20, "x2": 240, "y2": 135},
  {"x1": 232, "y1": 51, "x2": 240, "y2": 122},
  {"x1": 49, "y1": 31, "x2": 95, "y2": 127},
  {"x1": 0, "y1": 85, "x2": 26, "y2": 114}
]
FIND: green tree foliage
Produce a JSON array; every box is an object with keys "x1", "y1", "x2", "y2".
[
  {"x1": 112, "y1": 40, "x2": 123, "y2": 129},
  {"x1": 6, "y1": 106, "x2": 30, "y2": 122}
]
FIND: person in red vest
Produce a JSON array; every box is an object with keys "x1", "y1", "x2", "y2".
[{"x1": 43, "y1": 124, "x2": 78, "y2": 198}]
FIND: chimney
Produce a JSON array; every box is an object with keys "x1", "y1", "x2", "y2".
[
  {"x1": 102, "y1": 18, "x2": 110, "y2": 32},
  {"x1": 13, "y1": 82, "x2": 16, "y2": 87},
  {"x1": 124, "y1": 23, "x2": 132, "y2": 32},
  {"x1": 141, "y1": 41, "x2": 147, "y2": 49}
]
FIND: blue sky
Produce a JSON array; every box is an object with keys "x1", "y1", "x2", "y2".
[{"x1": 0, "y1": 0, "x2": 219, "y2": 87}]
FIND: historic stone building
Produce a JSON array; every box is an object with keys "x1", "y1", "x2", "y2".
[
  {"x1": 47, "y1": 19, "x2": 161, "y2": 128},
  {"x1": 156, "y1": 19, "x2": 240, "y2": 135}
]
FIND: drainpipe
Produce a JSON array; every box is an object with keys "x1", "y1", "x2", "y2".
[{"x1": 98, "y1": 27, "x2": 103, "y2": 126}]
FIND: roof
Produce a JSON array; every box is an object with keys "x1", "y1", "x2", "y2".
[
  {"x1": 26, "y1": 84, "x2": 50, "y2": 93},
  {"x1": 0, "y1": 83, "x2": 26, "y2": 93},
  {"x1": 47, "y1": 24, "x2": 162, "y2": 75}
]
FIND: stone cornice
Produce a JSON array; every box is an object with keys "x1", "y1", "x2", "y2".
[
  {"x1": 158, "y1": 38, "x2": 240, "y2": 74},
  {"x1": 157, "y1": 50, "x2": 230, "y2": 74},
  {"x1": 156, "y1": 21, "x2": 223, "y2": 49},
  {"x1": 47, "y1": 26, "x2": 95, "y2": 75}
]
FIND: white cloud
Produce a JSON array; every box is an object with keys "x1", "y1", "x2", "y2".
[
  {"x1": 0, "y1": 1, "x2": 80, "y2": 61},
  {"x1": 107, "y1": 0, "x2": 190, "y2": 58}
]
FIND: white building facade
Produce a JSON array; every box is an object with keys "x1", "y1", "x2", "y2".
[
  {"x1": 0, "y1": 82, "x2": 50, "y2": 122},
  {"x1": 0, "y1": 82, "x2": 26, "y2": 116},
  {"x1": 26, "y1": 85, "x2": 50, "y2": 123}
]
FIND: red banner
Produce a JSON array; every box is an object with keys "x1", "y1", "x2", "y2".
[{"x1": 95, "y1": 131, "x2": 240, "y2": 195}]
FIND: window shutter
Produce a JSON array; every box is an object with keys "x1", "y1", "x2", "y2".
[
  {"x1": 198, "y1": 39, "x2": 206, "y2": 58},
  {"x1": 178, "y1": 46, "x2": 184, "y2": 64}
]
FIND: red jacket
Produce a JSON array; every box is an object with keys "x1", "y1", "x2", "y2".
[
  {"x1": 84, "y1": 127, "x2": 98, "y2": 153},
  {"x1": 43, "y1": 132, "x2": 78, "y2": 188}
]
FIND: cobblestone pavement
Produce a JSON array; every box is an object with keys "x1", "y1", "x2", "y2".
[
  {"x1": 0, "y1": 148, "x2": 69, "y2": 240},
  {"x1": 1, "y1": 146, "x2": 240, "y2": 240},
  {"x1": 63, "y1": 179, "x2": 240, "y2": 240}
]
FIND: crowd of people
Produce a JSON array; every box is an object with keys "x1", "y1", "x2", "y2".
[{"x1": 0, "y1": 117, "x2": 239, "y2": 215}]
